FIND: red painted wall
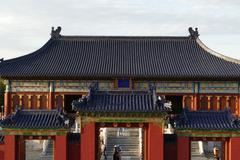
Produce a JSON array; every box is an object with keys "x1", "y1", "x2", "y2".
[
  {"x1": 177, "y1": 137, "x2": 190, "y2": 160},
  {"x1": 228, "y1": 137, "x2": 240, "y2": 160},
  {"x1": 54, "y1": 136, "x2": 67, "y2": 160},
  {"x1": 4, "y1": 135, "x2": 16, "y2": 160},
  {"x1": 68, "y1": 144, "x2": 80, "y2": 160},
  {"x1": 147, "y1": 123, "x2": 164, "y2": 160},
  {"x1": 0, "y1": 144, "x2": 4, "y2": 160},
  {"x1": 81, "y1": 123, "x2": 96, "y2": 160}
]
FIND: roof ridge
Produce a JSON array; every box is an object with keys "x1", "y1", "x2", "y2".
[{"x1": 58, "y1": 35, "x2": 191, "y2": 41}]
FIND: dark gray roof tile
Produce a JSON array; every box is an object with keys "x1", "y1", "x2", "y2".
[
  {"x1": 72, "y1": 87, "x2": 170, "y2": 113},
  {"x1": 0, "y1": 35, "x2": 240, "y2": 80},
  {"x1": 176, "y1": 108, "x2": 240, "y2": 130},
  {"x1": 0, "y1": 109, "x2": 73, "y2": 129}
]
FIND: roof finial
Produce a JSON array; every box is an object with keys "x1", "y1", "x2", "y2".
[
  {"x1": 51, "y1": 26, "x2": 62, "y2": 39},
  {"x1": 188, "y1": 27, "x2": 199, "y2": 39}
]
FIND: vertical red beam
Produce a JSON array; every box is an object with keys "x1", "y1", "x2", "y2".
[
  {"x1": 193, "y1": 94, "x2": 197, "y2": 110},
  {"x1": 224, "y1": 140, "x2": 229, "y2": 160},
  {"x1": 54, "y1": 135, "x2": 67, "y2": 160},
  {"x1": 48, "y1": 81, "x2": 54, "y2": 109},
  {"x1": 4, "y1": 92, "x2": 11, "y2": 116},
  {"x1": 147, "y1": 123, "x2": 163, "y2": 160},
  {"x1": 18, "y1": 137, "x2": 25, "y2": 160},
  {"x1": 48, "y1": 92, "x2": 54, "y2": 109},
  {"x1": 144, "y1": 125, "x2": 148, "y2": 160},
  {"x1": 5, "y1": 135, "x2": 16, "y2": 160},
  {"x1": 81, "y1": 123, "x2": 96, "y2": 160},
  {"x1": 228, "y1": 137, "x2": 240, "y2": 160},
  {"x1": 238, "y1": 95, "x2": 240, "y2": 116},
  {"x1": 177, "y1": 137, "x2": 190, "y2": 160}
]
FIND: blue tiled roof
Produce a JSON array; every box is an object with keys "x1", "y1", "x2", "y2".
[
  {"x1": 0, "y1": 109, "x2": 73, "y2": 129},
  {"x1": 72, "y1": 87, "x2": 170, "y2": 114},
  {"x1": 0, "y1": 32, "x2": 240, "y2": 80},
  {"x1": 176, "y1": 109, "x2": 240, "y2": 130}
]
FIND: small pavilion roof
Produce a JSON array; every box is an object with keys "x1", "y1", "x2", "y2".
[
  {"x1": 176, "y1": 108, "x2": 240, "y2": 131},
  {"x1": 72, "y1": 86, "x2": 171, "y2": 114},
  {"x1": 0, "y1": 109, "x2": 73, "y2": 129},
  {"x1": 0, "y1": 27, "x2": 240, "y2": 80}
]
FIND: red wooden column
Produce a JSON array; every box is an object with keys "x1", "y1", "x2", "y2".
[
  {"x1": 81, "y1": 122, "x2": 96, "y2": 160},
  {"x1": 4, "y1": 80, "x2": 12, "y2": 116},
  {"x1": 55, "y1": 135, "x2": 68, "y2": 160},
  {"x1": 177, "y1": 137, "x2": 190, "y2": 160},
  {"x1": 147, "y1": 123, "x2": 164, "y2": 160},
  {"x1": 48, "y1": 92, "x2": 54, "y2": 109},
  {"x1": 5, "y1": 135, "x2": 16, "y2": 160},
  {"x1": 48, "y1": 81, "x2": 55, "y2": 109},
  {"x1": 4, "y1": 92, "x2": 11, "y2": 116},
  {"x1": 18, "y1": 137, "x2": 26, "y2": 160},
  {"x1": 144, "y1": 126, "x2": 148, "y2": 160},
  {"x1": 238, "y1": 95, "x2": 240, "y2": 116},
  {"x1": 224, "y1": 140, "x2": 229, "y2": 160},
  {"x1": 193, "y1": 94, "x2": 197, "y2": 110},
  {"x1": 228, "y1": 137, "x2": 240, "y2": 160}
]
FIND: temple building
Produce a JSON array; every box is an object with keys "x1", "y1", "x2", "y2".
[{"x1": 0, "y1": 27, "x2": 240, "y2": 160}]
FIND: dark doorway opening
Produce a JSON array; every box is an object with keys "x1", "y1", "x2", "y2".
[
  {"x1": 164, "y1": 134, "x2": 177, "y2": 160},
  {"x1": 64, "y1": 95, "x2": 82, "y2": 113},
  {"x1": 165, "y1": 96, "x2": 183, "y2": 114}
]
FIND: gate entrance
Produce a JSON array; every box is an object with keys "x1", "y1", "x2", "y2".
[
  {"x1": 191, "y1": 141, "x2": 223, "y2": 160},
  {"x1": 98, "y1": 126, "x2": 144, "y2": 160},
  {"x1": 26, "y1": 139, "x2": 54, "y2": 160}
]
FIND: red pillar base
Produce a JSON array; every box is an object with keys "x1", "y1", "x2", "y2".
[
  {"x1": 147, "y1": 123, "x2": 164, "y2": 160},
  {"x1": 81, "y1": 123, "x2": 96, "y2": 160},
  {"x1": 54, "y1": 135, "x2": 67, "y2": 160},
  {"x1": 177, "y1": 137, "x2": 190, "y2": 160},
  {"x1": 5, "y1": 135, "x2": 16, "y2": 160},
  {"x1": 228, "y1": 137, "x2": 240, "y2": 160}
]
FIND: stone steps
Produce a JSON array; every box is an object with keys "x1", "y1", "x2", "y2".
[
  {"x1": 39, "y1": 140, "x2": 53, "y2": 160},
  {"x1": 102, "y1": 128, "x2": 142, "y2": 160}
]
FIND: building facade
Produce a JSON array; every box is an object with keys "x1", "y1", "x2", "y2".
[{"x1": 0, "y1": 27, "x2": 240, "y2": 160}]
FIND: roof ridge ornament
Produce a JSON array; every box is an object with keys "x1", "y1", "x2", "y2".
[
  {"x1": 188, "y1": 27, "x2": 199, "y2": 39},
  {"x1": 51, "y1": 26, "x2": 62, "y2": 39}
]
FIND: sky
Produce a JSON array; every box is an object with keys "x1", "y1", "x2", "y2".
[{"x1": 0, "y1": 0, "x2": 239, "y2": 60}]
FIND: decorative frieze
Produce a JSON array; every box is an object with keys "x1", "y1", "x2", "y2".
[
  {"x1": 134, "y1": 81, "x2": 240, "y2": 94},
  {"x1": 55, "y1": 80, "x2": 114, "y2": 92},
  {"x1": 134, "y1": 81, "x2": 194, "y2": 93},
  {"x1": 10, "y1": 80, "x2": 115, "y2": 92},
  {"x1": 199, "y1": 82, "x2": 239, "y2": 94},
  {"x1": 11, "y1": 80, "x2": 48, "y2": 92},
  {"x1": 8, "y1": 80, "x2": 240, "y2": 94}
]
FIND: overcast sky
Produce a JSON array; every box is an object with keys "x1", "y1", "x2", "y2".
[{"x1": 0, "y1": 0, "x2": 239, "y2": 60}]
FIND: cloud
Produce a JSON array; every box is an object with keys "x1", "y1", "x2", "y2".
[{"x1": 0, "y1": 0, "x2": 239, "y2": 59}]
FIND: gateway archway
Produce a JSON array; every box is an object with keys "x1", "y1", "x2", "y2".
[
  {"x1": 97, "y1": 123, "x2": 145, "y2": 160},
  {"x1": 72, "y1": 87, "x2": 171, "y2": 160}
]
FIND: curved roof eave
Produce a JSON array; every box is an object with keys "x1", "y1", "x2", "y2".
[
  {"x1": 196, "y1": 38, "x2": 240, "y2": 64},
  {"x1": 0, "y1": 38, "x2": 53, "y2": 64}
]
